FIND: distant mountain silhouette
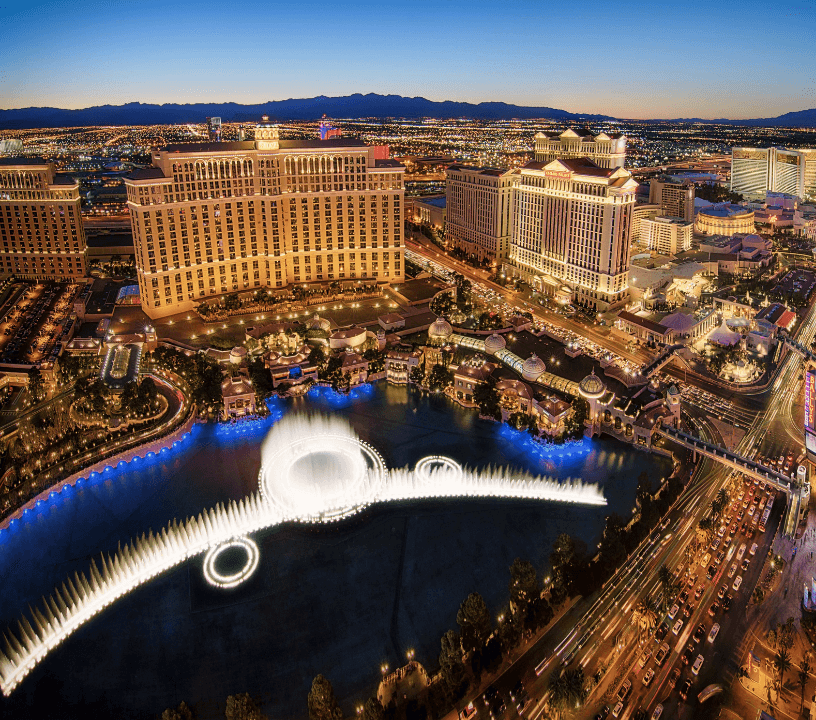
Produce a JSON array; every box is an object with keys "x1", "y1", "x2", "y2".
[
  {"x1": 0, "y1": 94, "x2": 814, "y2": 129},
  {"x1": 0, "y1": 94, "x2": 612, "y2": 129}
]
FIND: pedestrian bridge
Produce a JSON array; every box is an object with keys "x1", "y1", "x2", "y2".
[
  {"x1": 656, "y1": 426, "x2": 793, "y2": 493},
  {"x1": 779, "y1": 333, "x2": 816, "y2": 364},
  {"x1": 641, "y1": 344, "x2": 685, "y2": 377}
]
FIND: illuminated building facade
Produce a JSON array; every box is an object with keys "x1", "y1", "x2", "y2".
[
  {"x1": 649, "y1": 177, "x2": 695, "y2": 221},
  {"x1": 0, "y1": 159, "x2": 87, "y2": 280},
  {"x1": 445, "y1": 165, "x2": 514, "y2": 262},
  {"x1": 125, "y1": 119, "x2": 404, "y2": 319},
  {"x1": 534, "y1": 129, "x2": 626, "y2": 169},
  {"x1": 639, "y1": 216, "x2": 693, "y2": 255},
  {"x1": 695, "y1": 203, "x2": 755, "y2": 236},
  {"x1": 731, "y1": 146, "x2": 816, "y2": 201},
  {"x1": 506, "y1": 157, "x2": 638, "y2": 311}
]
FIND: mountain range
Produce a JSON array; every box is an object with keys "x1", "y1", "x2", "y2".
[{"x1": 0, "y1": 94, "x2": 815, "y2": 129}]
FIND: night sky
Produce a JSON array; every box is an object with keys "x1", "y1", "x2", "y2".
[{"x1": 1, "y1": 0, "x2": 814, "y2": 119}]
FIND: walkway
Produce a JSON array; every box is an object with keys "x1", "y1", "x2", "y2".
[
  {"x1": 641, "y1": 343, "x2": 685, "y2": 377},
  {"x1": 656, "y1": 426, "x2": 794, "y2": 492},
  {"x1": 449, "y1": 333, "x2": 581, "y2": 396}
]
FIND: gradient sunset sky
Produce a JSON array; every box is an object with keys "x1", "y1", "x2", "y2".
[{"x1": 1, "y1": 0, "x2": 814, "y2": 119}]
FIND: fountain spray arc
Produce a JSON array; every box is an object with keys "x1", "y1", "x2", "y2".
[{"x1": 0, "y1": 414, "x2": 605, "y2": 695}]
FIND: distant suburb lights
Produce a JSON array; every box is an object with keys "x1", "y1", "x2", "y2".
[{"x1": 0, "y1": 413, "x2": 604, "y2": 696}]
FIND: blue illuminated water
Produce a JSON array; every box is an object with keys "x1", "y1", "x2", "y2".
[{"x1": 0, "y1": 384, "x2": 671, "y2": 719}]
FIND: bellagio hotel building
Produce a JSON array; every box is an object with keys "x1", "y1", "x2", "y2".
[
  {"x1": 124, "y1": 119, "x2": 405, "y2": 319},
  {"x1": 0, "y1": 159, "x2": 87, "y2": 280}
]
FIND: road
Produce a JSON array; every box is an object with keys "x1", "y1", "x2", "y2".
[{"x1": 406, "y1": 239, "x2": 816, "y2": 720}]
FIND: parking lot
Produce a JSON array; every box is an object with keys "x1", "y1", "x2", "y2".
[{"x1": 0, "y1": 282, "x2": 81, "y2": 365}]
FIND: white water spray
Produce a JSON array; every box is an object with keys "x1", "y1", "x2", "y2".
[{"x1": 0, "y1": 413, "x2": 605, "y2": 695}]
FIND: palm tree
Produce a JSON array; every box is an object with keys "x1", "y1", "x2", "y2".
[
  {"x1": 547, "y1": 668, "x2": 586, "y2": 719},
  {"x1": 798, "y1": 652, "x2": 812, "y2": 712},
  {"x1": 634, "y1": 599, "x2": 658, "y2": 638},
  {"x1": 774, "y1": 648, "x2": 792, "y2": 695},
  {"x1": 657, "y1": 565, "x2": 675, "y2": 611},
  {"x1": 714, "y1": 488, "x2": 729, "y2": 516}
]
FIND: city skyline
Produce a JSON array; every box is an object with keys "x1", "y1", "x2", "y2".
[{"x1": 1, "y1": 0, "x2": 815, "y2": 119}]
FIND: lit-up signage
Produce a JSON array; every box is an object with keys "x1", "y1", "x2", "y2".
[
  {"x1": 807, "y1": 370, "x2": 816, "y2": 464},
  {"x1": 545, "y1": 170, "x2": 572, "y2": 181}
]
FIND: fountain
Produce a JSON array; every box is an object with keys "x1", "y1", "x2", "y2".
[{"x1": 0, "y1": 413, "x2": 605, "y2": 696}]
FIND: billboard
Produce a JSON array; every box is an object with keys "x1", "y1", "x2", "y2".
[{"x1": 806, "y1": 370, "x2": 816, "y2": 463}]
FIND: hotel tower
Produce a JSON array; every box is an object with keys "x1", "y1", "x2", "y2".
[
  {"x1": 124, "y1": 118, "x2": 405, "y2": 319},
  {"x1": 0, "y1": 159, "x2": 87, "y2": 280}
]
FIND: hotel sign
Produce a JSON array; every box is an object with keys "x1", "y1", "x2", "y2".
[
  {"x1": 807, "y1": 371, "x2": 815, "y2": 432},
  {"x1": 545, "y1": 170, "x2": 572, "y2": 181}
]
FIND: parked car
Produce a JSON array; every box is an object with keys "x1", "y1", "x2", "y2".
[
  {"x1": 692, "y1": 654, "x2": 705, "y2": 675},
  {"x1": 708, "y1": 623, "x2": 720, "y2": 643}
]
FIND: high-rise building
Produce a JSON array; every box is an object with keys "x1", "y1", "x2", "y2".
[
  {"x1": 533, "y1": 129, "x2": 626, "y2": 169},
  {"x1": 801, "y1": 149, "x2": 816, "y2": 202},
  {"x1": 0, "y1": 159, "x2": 87, "y2": 280},
  {"x1": 773, "y1": 148, "x2": 804, "y2": 197},
  {"x1": 506, "y1": 157, "x2": 637, "y2": 311},
  {"x1": 639, "y1": 216, "x2": 693, "y2": 256},
  {"x1": 631, "y1": 203, "x2": 662, "y2": 248},
  {"x1": 649, "y1": 177, "x2": 695, "y2": 222},
  {"x1": 445, "y1": 165, "x2": 514, "y2": 263},
  {"x1": 125, "y1": 119, "x2": 404, "y2": 319},
  {"x1": 731, "y1": 146, "x2": 815, "y2": 201}
]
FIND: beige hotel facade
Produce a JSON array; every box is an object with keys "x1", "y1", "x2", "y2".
[
  {"x1": 506, "y1": 158, "x2": 638, "y2": 311},
  {"x1": 0, "y1": 159, "x2": 87, "y2": 280},
  {"x1": 125, "y1": 120, "x2": 405, "y2": 319}
]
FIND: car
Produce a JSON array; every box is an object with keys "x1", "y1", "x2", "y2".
[
  {"x1": 673, "y1": 618, "x2": 684, "y2": 635},
  {"x1": 718, "y1": 583, "x2": 728, "y2": 599},
  {"x1": 638, "y1": 648, "x2": 652, "y2": 668},
  {"x1": 651, "y1": 705, "x2": 663, "y2": 720},
  {"x1": 695, "y1": 584, "x2": 705, "y2": 600},
  {"x1": 710, "y1": 538, "x2": 720, "y2": 551},
  {"x1": 683, "y1": 603, "x2": 694, "y2": 618},
  {"x1": 692, "y1": 654, "x2": 705, "y2": 675},
  {"x1": 680, "y1": 648, "x2": 692, "y2": 666},
  {"x1": 669, "y1": 667, "x2": 682, "y2": 688},
  {"x1": 750, "y1": 543, "x2": 758, "y2": 556},
  {"x1": 642, "y1": 668, "x2": 655, "y2": 687},
  {"x1": 678, "y1": 590, "x2": 689, "y2": 604},
  {"x1": 593, "y1": 706, "x2": 610, "y2": 720},
  {"x1": 655, "y1": 622, "x2": 669, "y2": 641},
  {"x1": 707, "y1": 564, "x2": 717, "y2": 579},
  {"x1": 733, "y1": 575, "x2": 743, "y2": 591},
  {"x1": 510, "y1": 681, "x2": 528, "y2": 711},
  {"x1": 612, "y1": 701, "x2": 625, "y2": 718},
  {"x1": 728, "y1": 563, "x2": 738, "y2": 578},
  {"x1": 655, "y1": 642, "x2": 670, "y2": 666},
  {"x1": 483, "y1": 686, "x2": 499, "y2": 706},
  {"x1": 708, "y1": 623, "x2": 720, "y2": 643},
  {"x1": 616, "y1": 679, "x2": 632, "y2": 702},
  {"x1": 693, "y1": 623, "x2": 706, "y2": 642},
  {"x1": 722, "y1": 594, "x2": 732, "y2": 612},
  {"x1": 489, "y1": 696, "x2": 506, "y2": 719},
  {"x1": 668, "y1": 603, "x2": 680, "y2": 619},
  {"x1": 679, "y1": 678, "x2": 693, "y2": 700},
  {"x1": 715, "y1": 550, "x2": 725, "y2": 565},
  {"x1": 742, "y1": 558, "x2": 750, "y2": 571},
  {"x1": 709, "y1": 601, "x2": 720, "y2": 616}
]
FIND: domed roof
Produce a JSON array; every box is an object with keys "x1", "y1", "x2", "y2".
[
  {"x1": 521, "y1": 354, "x2": 546, "y2": 381},
  {"x1": 307, "y1": 313, "x2": 331, "y2": 332},
  {"x1": 428, "y1": 317, "x2": 453, "y2": 339},
  {"x1": 578, "y1": 370, "x2": 606, "y2": 399},
  {"x1": 484, "y1": 333, "x2": 506, "y2": 354}
]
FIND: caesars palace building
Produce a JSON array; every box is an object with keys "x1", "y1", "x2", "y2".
[{"x1": 124, "y1": 118, "x2": 405, "y2": 319}]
